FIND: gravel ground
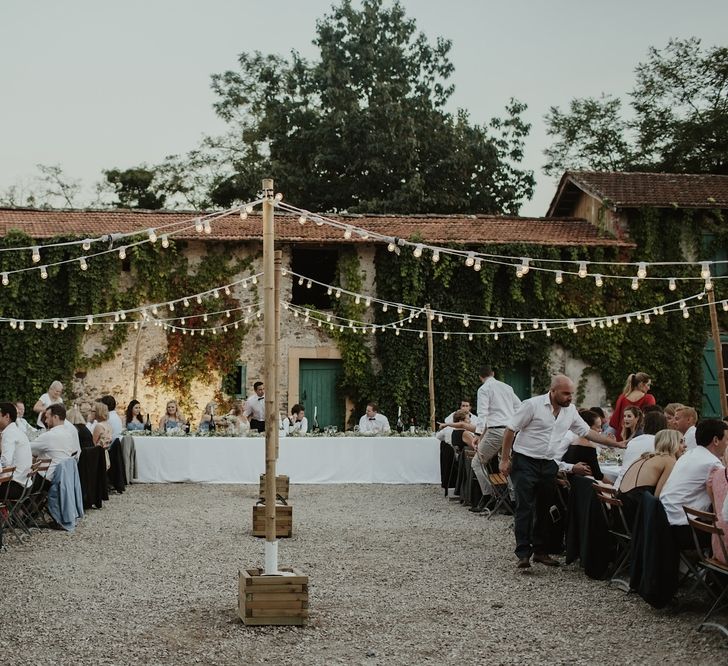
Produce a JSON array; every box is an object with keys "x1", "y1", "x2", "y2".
[{"x1": 2, "y1": 483, "x2": 727, "y2": 665}]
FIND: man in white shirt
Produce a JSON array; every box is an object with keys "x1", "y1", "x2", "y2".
[
  {"x1": 358, "y1": 402, "x2": 391, "y2": 434},
  {"x1": 614, "y1": 411, "x2": 667, "y2": 490},
  {"x1": 244, "y1": 381, "x2": 266, "y2": 432},
  {"x1": 13, "y1": 401, "x2": 36, "y2": 436},
  {"x1": 100, "y1": 395, "x2": 123, "y2": 442},
  {"x1": 33, "y1": 380, "x2": 64, "y2": 428},
  {"x1": 660, "y1": 419, "x2": 727, "y2": 549},
  {"x1": 283, "y1": 404, "x2": 308, "y2": 435},
  {"x1": 444, "y1": 400, "x2": 475, "y2": 425},
  {"x1": 0, "y1": 402, "x2": 33, "y2": 499},
  {"x1": 674, "y1": 406, "x2": 698, "y2": 450},
  {"x1": 470, "y1": 366, "x2": 521, "y2": 508},
  {"x1": 501, "y1": 375, "x2": 624, "y2": 568},
  {"x1": 31, "y1": 404, "x2": 76, "y2": 484}
]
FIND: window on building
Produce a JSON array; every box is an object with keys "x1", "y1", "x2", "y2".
[
  {"x1": 701, "y1": 233, "x2": 728, "y2": 277},
  {"x1": 290, "y1": 247, "x2": 339, "y2": 308},
  {"x1": 222, "y1": 361, "x2": 247, "y2": 399}
]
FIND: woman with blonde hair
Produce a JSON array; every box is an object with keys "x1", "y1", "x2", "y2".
[
  {"x1": 664, "y1": 403, "x2": 684, "y2": 430},
  {"x1": 608, "y1": 372, "x2": 655, "y2": 435},
  {"x1": 226, "y1": 401, "x2": 250, "y2": 435},
  {"x1": 91, "y1": 401, "x2": 113, "y2": 449},
  {"x1": 159, "y1": 400, "x2": 184, "y2": 432}
]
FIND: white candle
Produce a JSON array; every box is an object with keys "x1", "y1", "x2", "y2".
[
  {"x1": 314, "y1": 405, "x2": 317, "y2": 419},
  {"x1": 398, "y1": 405, "x2": 401, "y2": 418}
]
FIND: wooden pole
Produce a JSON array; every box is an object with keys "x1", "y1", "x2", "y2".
[
  {"x1": 707, "y1": 289, "x2": 728, "y2": 417},
  {"x1": 132, "y1": 323, "x2": 145, "y2": 400},
  {"x1": 425, "y1": 304, "x2": 436, "y2": 431},
  {"x1": 274, "y1": 249, "x2": 282, "y2": 458},
  {"x1": 262, "y1": 178, "x2": 279, "y2": 573}
]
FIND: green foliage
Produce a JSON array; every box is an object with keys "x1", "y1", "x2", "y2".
[
  {"x1": 544, "y1": 37, "x2": 728, "y2": 176},
  {"x1": 150, "y1": 0, "x2": 534, "y2": 215},
  {"x1": 104, "y1": 166, "x2": 166, "y2": 209},
  {"x1": 0, "y1": 230, "x2": 125, "y2": 407}
]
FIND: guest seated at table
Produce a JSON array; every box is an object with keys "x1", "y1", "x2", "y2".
[
  {"x1": 674, "y1": 405, "x2": 698, "y2": 450},
  {"x1": 608, "y1": 372, "x2": 655, "y2": 436},
  {"x1": 0, "y1": 401, "x2": 32, "y2": 499},
  {"x1": 31, "y1": 404, "x2": 76, "y2": 486},
  {"x1": 708, "y1": 448, "x2": 728, "y2": 564},
  {"x1": 125, "y1": 399, "x2": 145, "y2": 431},
  {"x1": 33, "y1": 380, "x2": 64, "y2": 428},
  {"x1": 225, "y1": 401, "x2": 250, "y2": 435},
  {"x1": 199, "y1": 402, "x2": 225, "y2": 432},
  {"x1": 664, "y1": 403, "x2": 684, "y2": 430},
  {"x1": 443, "y1": 400, "x2": 475, "y2": 425},
  {"x1": 159, "y1": 400, "x2": 184, "y2": 432},
  {"x1": 620, "y1": 406, "x2": 644, "y2": 444},
  {"x1": 13, "y1": 400, "x2": 36, "y2": 436},
  {"x1": 69, "y1": 405, "x2": 94, "y2": 447},
  {"x1": 283, "y1": 404, "x2": 308, "y2": 435},
  {"x1": 358, "y1": 402, "x2": 390, "y2": 434},
  {"x1": 449, "y1": 410, "x2": 478, "y2": 452},
  {"x1": 614, "y1": 410, "x2": 668, "y2": 490},
  {"x1": 91, "y1": 402, "x2": 113, "y2": 449},
  {"x1": 100, "y1": 395, "x2": 123, "y2": 442},
  {"x1": 660, "y1": 419, "x2": 727, "y2": 550},
  {"x1": 562, "y1": 410, "x2": 605, "y2": 481}
]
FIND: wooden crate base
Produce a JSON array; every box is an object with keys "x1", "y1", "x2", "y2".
[
  {"x1": 252, "y1": 503, "x2": 293, "y2": 538},
  {"x1": 239, "y1": 567, "x2": 309, "y2": 625},
  {"x1": 259, "y1": 474, "x2": 290, "y2": 500}
]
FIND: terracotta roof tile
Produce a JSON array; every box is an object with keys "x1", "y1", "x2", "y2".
[
  {"x1": 552, "y1": 171, "x2": 728, "y2": 213},
  {"x1": 0, "y1": 207, "x2": 631, "y2": 248}
]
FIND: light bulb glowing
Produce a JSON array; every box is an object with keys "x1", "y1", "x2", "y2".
[
  {"x1": 79, "y1": 257, "x2": 88, "y2": 271},
  {"x1": 118, "y1": 246, "x2": 127, "y2": 260},
  {"x1": 202, "y1": 220, "x2": 211, "y2": 234},
  {"x1": 274, "y1": 193, "x2": 283, "y2": 202},
  {"x1": 82, "y1": 239, "x2": 91, "y2": 251},
  {"x1": 631, "y1": 277, "x2": 639, "y2": 290},
  {"x1": 432, "y1": 250, "x2": 440, "y2": 263},
  {"x1": 1, "y1": 272, "x2": 8, "y2": 286},
  {"x1": 40, "y1": 265, "x2": 48, "y2": 280},
  {"x1": 465, "y1": 252, "x2": 475, "y2": 267},
  {"x1": 669, "y1": 278, "x2": 676, "y2": 291},
  {"x1": 343, "y1": 226, "x2": 353, "y2": 240},
  {"x1": 387, "y1": 241, "x2": 396, "y2": 253},
  {"x1": 161, "y1": 235, "x2": 170, "y2": 248},
  {"x1": 520, "y1": 258, "x2": 530, "y2": 275},
  {"x1": 636, "y1": 262, "x2": 647, "y2": 279},
  {"x1": 578, "y1": 261, "x2": 587, "y2": 278},
  {"x1": 148, "y1": 229, "x2": 157, "y2": 243},
  {"x1": 474, "y1": 259, "x2": 482, "y2": 272},
  {"x1": 195, "y1": 218, "x2": 204, "y2": 232},
  {"x1": 298, "y1": 215, "x2": 307, "y2": 225},
  {"x1": 245, "y1": 204, "x2": 254, "y2": 214},
  {"x1": 700, "y1": 262, "x2": 711, "y2": 280},
  {"x1": 31, "y1": 246, "x2": 40, "y2": 263},
  {"x1": 705, "y1": 278, "x2": 713, "y2": 291},
  {"x1": 683, "y1": 309, "x2": 690, "y2": 319},
  {"x1": 413, "y1": 244, "x2": 423, "y2": 258},
  {"x1": 555, "y1": 271, "x2": 563, "y2": 284},
  {"x1": 594, "y1": 274, "x2": 603, "y2": 287}
]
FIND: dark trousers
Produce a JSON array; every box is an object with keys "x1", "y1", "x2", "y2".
[
  {"x1": 511, "y1": 452, "x2": 558, "y2": 559},
  {"x1": 250, "y1": 419, "x2": 265, "y2": 433},
  {"x1": 2, "y1": 479, "x2": 27, "y2": 500}
]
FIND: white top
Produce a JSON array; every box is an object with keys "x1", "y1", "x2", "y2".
[
  {"x1": 63, "y1": 420, "x2": 81, "y2": 458},
  {"x1": 36, "y1": 392, "x2": 63, "y2": 428},
  {"x1": 244, "y1": 394, "x2": 265, "y2": 421},
  {"x1": 108, "y1": 410, "x2": 123, "y2": 442},
  {"x1": 0, "y1": 421, "x2": 33, "y2": 486},
  {"x1": 444, "y1": 411, "x2": 475, "y2": 424},
  {"x1": 436, "y1": 426, "x2": 453, "y2": 446},
  {"x1": 476, "y1": 376, "x2": 522, "y2": 434},
  {"x1": 507, "y1": 393, "x2": 590, "y2": 461},
  {"x1": 31, "y1": 424, "x2": 77, "y2": 481},
  {"x1": 283, "y1": 416, "x2": 308, "y2": 435},
  {"x1": 684, "y1": 425, "x2": 697, "y2": 450},
  {"x1": 553, "y1": 431, "x2": 577, "y2": 473},
  {"x1": 660, "y1": 446, "x2": 724, "y2": 526},
  {"x1": 16, "y1": 417, "x2": 36, "y2": 436},
  {"x1": 359, "y1": 413, "x2": 391, "y2": 434},
  {"x1": 613, "y1": 434, "x2": 655, "y2": 490}
]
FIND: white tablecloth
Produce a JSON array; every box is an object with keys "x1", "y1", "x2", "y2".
[{"x1": 132, "y1": 436, "x2": 440, "y2": 484}]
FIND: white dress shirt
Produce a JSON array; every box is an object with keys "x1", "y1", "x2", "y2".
[
  {"x1": 358, "y1": 413, "x2": 391, "y2": 434},
  {"x1": 108, "y1": 410, "x2": 123, "y2": 441},
  {"x1": 476, "y1": 377, "x2": 522, "y2": 435},
  {"x1": 553, "y1": 431, "x2": 577, "y2": 473},
  {"x1": 683, "y1": 425, "x2": 697, "y2": 450},
  {"x1": 660, "y1": 446, "x2": 724, "y2": 526},
  {"x1": 244, "y1": 394, "x2": 265, "y2": 421},
  {"x1": 444, "y1": 411, "x2": 475, "y2": 424},
  {"x1": 0, "y1": 421, "x2": 33, "y2": 487},
  {"x1": 283, "y1": 416, "x2": 308, "y2": 435},
  {"x1": 35, "y1": 392, "x2": 63, "y2": 428},
  {"x1": 16, "y1": 417, "x2": 36, "y2": 436},
  {"x1": 31, "y1": 424, "x2": 76, "y2": 481},
  {"x1": 507, "y1": 393, "x2": 590, "y2": 461},
  {"x1": 63, "y1": 420, "x2": 81, "y2": 458},
  {"x1": 613, "y1": 434, "x2": 655, "y2": 490},
  {"x1": 436, "y1": 426, "x2": 454, "y2": 446}
]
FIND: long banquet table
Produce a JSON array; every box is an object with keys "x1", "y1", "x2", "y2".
[{"x1": 131, "y1": 435, "x2": 440, "y2": 484}]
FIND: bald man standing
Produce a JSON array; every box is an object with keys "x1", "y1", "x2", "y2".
[{"x1": 500, "y1": 375, "x2": 623, "y2": 569}]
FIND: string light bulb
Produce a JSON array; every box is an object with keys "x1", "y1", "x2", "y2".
[
  {"x1": 387, "y1": 240, "x2": 396, "y2": 253},
  {"x1": 195, "y1": 218, "x2": 204, "y2": 232},
  {"x1": 432, "y1": 250, "x2": 440, "y2": 263},
  {"x1": 1, "y1": 272, "x2": 8, "y2": 286},
  {"x1": 637, "y1": 262, "x2": 647, "y2": 279},
  {"x1": 700, "y1": 262, "x2": 711, "y2": 280},
  {"x1": 298, "y1": 215, "x2": 307, "y2": 225},
  {"x1": 118, "y1": 246, "x2": 127, "y2": 260},
  {"x1": 519, "y1": 258, "x2": 530, "y2": 275},
  {"x1": 40, "y1": 265, "x2": 48, "y2": 280},
  {"x1": 82, "y1": 239, "x2": 92, "y2": 251},
  {"x1": 669, "y1": 278, "x2": 676, "y2": 291},
  {"x1": 274, "y1": 193, "x2": 283, "y2": 202},
  {"x1": 465, "y1": 252, "x2": 475, "y2": 268},
  {"x1": 148, "y1": 229, "x2": 157, "y2": 243},
  {"x1": 245, "y1": 204, "x2": 254, "y2": 214},
  {"x1": 203, "y1": 220, "x2": 212, "y2": 234},
  {"x1": 31, "y1": 246, "x2": 40, "y2": 263},
  {"x1": 578, "y1": 261, "x2": 588, "y2": 278},
  {"x1": 79, "y1": 257, "x2": 88, "y2": 271},
  {"x1": 474, "y1": 259, "x2": 482, "y2": 272},
  {"x1": 413, "y1": 244, "x2": 423, "y2": 258},
  {"x1": 343, "y1": 226, "x2": 353, "y2": 240},
  {"x1": 161, "y1": 235, "x2": 170, "y2": 248},
  {"x1": 594, "y1": 274, "x2": 603, "y2": 287},
  {"x1": 631, "y1": 277, "x2": 639, "y2": 291},
  {"x1": 683, "y1": 309, "x2": 690, "y2": 319},
  {"x1": 555, "y1": 271, "x2": 563, "y2": 285}
]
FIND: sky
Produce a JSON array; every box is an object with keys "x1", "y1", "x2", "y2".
[{"x1": 1, "y1": 0, "x2": 726, "y2": 217}]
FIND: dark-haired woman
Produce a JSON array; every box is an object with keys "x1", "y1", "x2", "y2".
[
  {"x1": 608, "y1": 372, "x2": 655, "y2": 435},
  {"x1": 125, "y1": 399, "x2": 145, "y2": 431}
]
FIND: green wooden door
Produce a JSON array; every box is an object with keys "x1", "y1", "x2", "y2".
[
  {"x1": 702, "y1": 336, "x2": 728, "y2": 418},
  {"x1": 503, "y1": 362, "x2": 531, "y2": 400},
  {"x1": 299, "y1": 359, "x2": 345, "y2": 429}
]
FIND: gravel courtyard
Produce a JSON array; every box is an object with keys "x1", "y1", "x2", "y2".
[{"x1": 3, "y1": 483, "x2": 727, "y2": 665}]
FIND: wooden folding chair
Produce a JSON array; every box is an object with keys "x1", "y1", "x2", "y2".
[
  {"x1": 0, "y1": 467, "x2": 22, "y2": 546},
  {"x1": 25, "y1": 458, "x2": 52, "y2": 528},
  {"x1": 684, "y1": 506, "x2": 728, "y2": 640},
  {"x1": 5, "y1": 460, "x2": 44, "y2": 535},
  {"x1": 484, "y1": 471, "x2": 514, "y2": 519},
  {"x1": 593, "y1": 482, "x2": 632, "y2": 591}
]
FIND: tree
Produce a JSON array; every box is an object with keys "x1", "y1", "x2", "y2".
[
  {"x1": 0, "y1": 164, "x2": 81, "y2": 208},
  {"x1": 160, "y1": 0, "x2": 534, "y2": 214},
  {"x1": 543, "y1": 38, "x2": 728, "y2": 177},
  {"x1": 103, "y1": 166, "x2": 166, "y2": 209}
]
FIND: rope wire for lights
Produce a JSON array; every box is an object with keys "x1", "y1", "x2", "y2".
[
  {"x1": 276, "y1": 200, "x2": 728, "y2": 286},
  {"x1": 0, "y1": 271, "x2": 264, "y2": 328},
  {"x1": 285, "y1": 269, "x2": 715, "y2": 329},
  {"x1": 0, "y1": 200, "x2": 264, "y2": 280}
]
